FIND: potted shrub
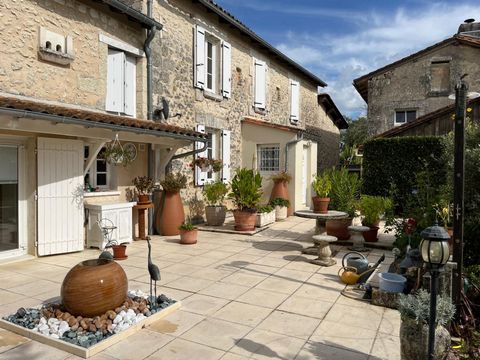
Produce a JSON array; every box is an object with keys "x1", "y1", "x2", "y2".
[
  {"x1": 357, "y1": 195, "x2": 392, "y2": 242},
  {"x1": 133, "y1": 176, "x2": 155, "y2": 204},
  {"x1": 228, "y1": 168, "x2": 263, "y2": 231},
  {"x1": 270, "y1": 197, "x2": 290, "y2": 221},
  {"x1": 255, "y1": 205, "x2": 275, "y2": 227},
  {"x1": 326, "y1": 167, "x2": 362, "y2": 240},
  {"x1": 312, "y1": 170, "x2": 332, "y2": 213},
  {"x1": 270, "y1": 171, "x2": 292, "y2": 216},
  {"x1": 156, "y1": 172, "x2": 187, "y2": 236},
  {"x1": 178, "y1": 223, "x2": 198, "y2": 245},
  {"x1": 104, "y1": 239, "x2": 128, "y2": 260},
  {"x1": 203, "y1": 181, "x2": 228, "y2": 226},
  {"x1": 398, "y1": 289, "x2": 455, "y2": 360}
]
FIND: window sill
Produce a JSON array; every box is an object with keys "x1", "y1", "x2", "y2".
[
  {"x1": 254, "y1": 107, "x2": 266, "y2": 115},
  {"x1": 203, "y1": 90, "x2": 224, "y2": 102},
  {"x1": 84, "y1": 190, "x2": 121, "y2": 198}
]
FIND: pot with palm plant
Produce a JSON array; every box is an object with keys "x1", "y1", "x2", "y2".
[
  {"x1": 178, "y1": 223, "x2": 198, "y2": 245},
  {"x1": 255, "y1": 205, "x2": 275, "y2": 227},
  {"x1": 156, "y1": 172, "x2": 187, "y2": 236},
  {"x1": 326, "y1": 167, "x2": 362, "y2": 240},
  {"x1": 270, "y1": 197, "x2": 290, "y2": 221},
  {"x1": 398, "y1": 289, "x2": 454, "y2": 360},
  {"x1": 357, "y1": 195, "x2": 392, "y2": 242},
  {"x1": 270, "y1": 171, "x2": 292, "y2": 216},
  {"x1": 229, "y1": 168, "x2": 263, "y2": 231},
  {"x1": 133, "y1": 176, "x2": 155, "y2": 204},
  {"x1": 312, "y1": 170, "x2": 332, "y2": 213},
  {"x1": 203, "y1": 181, "x2": 228, "y2": 226}
]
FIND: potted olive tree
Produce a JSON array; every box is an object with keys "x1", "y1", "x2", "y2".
[
  {"x1": 270, "y1": 197, "x2": 290, "y2": 221},
  {"x1": 357, "y1": 195, "x2": 392, "y2": 242},
  {"x1": 326, "y1": 167, "x2": 362, "y2": 240},
  {"x1": 228, "y1": 168, "x2": 263, "y2": 231},
  {"x1": 133, "y1": 176, "x2": 155, "y2": 204},
  {"x1": 157, "y1": 172, "x2": 187, "y2": 236},
  {"x1": 312, "y1": 170, "x2": 332, "y2": 213},
  {"x1": 398, "y1": 289, "x2": 454, "y2": 360},
  {"x1": 203, "y1": 181, "x2": 229, "y2": 226}
]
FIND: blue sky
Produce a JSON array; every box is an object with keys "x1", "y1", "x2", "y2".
[{"x1": 216, "y1": 0, "x2": 480, "y2": 118}]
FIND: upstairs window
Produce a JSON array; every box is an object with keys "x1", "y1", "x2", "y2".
[
  {"x1": 194, "y1": 25, "x2": 231, "y2": 98},
  {"x1": 430, "y1": 60, "x2": 450, "y2": 93},
  {"x1": 254, "y1": 59, "x2": 266, "y2": 110},
  {"x1": 395, "y1": 110, "x2": 416, "y2": 126},
  {"x1": 106, "y1": 49, "x2": 136, "y2": 116}
]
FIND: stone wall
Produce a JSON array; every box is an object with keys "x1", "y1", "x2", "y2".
[
  {"x1": 367, "y1": 43, "x2": 480, "y2": 135},
  {"x1": 0, "y1": 0, "x2": 146, "y2": 117}
]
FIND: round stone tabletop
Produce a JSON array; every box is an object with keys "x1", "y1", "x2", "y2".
[
  {"x1": 294, "y1": 210, "x2": 348, "y2": 220},
  {"x1": 348, "y1": 225, "x2": 371, "y2": 232}
]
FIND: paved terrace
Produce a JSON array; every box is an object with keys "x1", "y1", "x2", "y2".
[{"x1": 0, "y1": 217, "x2": 400, "y2": 360}]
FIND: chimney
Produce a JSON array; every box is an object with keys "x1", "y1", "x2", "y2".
[{"x1": 457, "y1": 18, "x2": 480, "y2": 37}]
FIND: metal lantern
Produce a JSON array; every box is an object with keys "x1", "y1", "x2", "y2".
[{"x1": 420, "y1": 224, "x2": 451, "y2": 266}]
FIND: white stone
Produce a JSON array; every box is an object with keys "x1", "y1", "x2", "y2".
[
  {"x1": 113, "y1": 322, "x2": 129, "y2": 333},
  {"x1": 47, "y1": 317, "x2": 60, "y2": 326},
  {"x1": 134, "y1": 314, "x2": 146, "y2": 323},
  {"x1": 50, "y1": 333, "x2": 59, "y2": 339},
  {"x1": 113, "y1": 314, "x2": 122, "y2": 324},
  {"x1": 39, "y1": 317, "x2": 47, "y2": 325},
  {"x1": 58, "y1": 321, "x2": 69, "y2": 337}
]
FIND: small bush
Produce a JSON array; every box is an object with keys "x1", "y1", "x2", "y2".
[
  {"x1": 203, "y1": 181, "x2": 228, "y2": 206},
  {"x1": 270, "y1": 197, "x2": 290, "y2": 207},
  {"x1": 160, "y1": 172, "x2": 187, "y2": 192}
]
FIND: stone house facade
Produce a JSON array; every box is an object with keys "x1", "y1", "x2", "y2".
[
  {"x1": 354, "y1": 21, "x2": 480, "y2": 136},
  {"x1": 145, "y1": 0, "x2": 346, "y2": 210}
]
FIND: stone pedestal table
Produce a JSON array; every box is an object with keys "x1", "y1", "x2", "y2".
[
  {"x1": 348, "y1": 225, "x2": 371, "y2": 252},
  {"x1": 310, "y1": 235, "x2": 338, "y2": 266}
]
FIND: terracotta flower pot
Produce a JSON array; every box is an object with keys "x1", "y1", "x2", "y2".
[
  {"x1": 61, "y1": 259, "x2": 128, "y2": 317},
  {"x1": 326, "y1": 218, "x2": 352, "y2": 240},
  {"x1": 312, "y1": 196, "x2": 330, "y2": 214},
  {"x1": 180, "y1": 229, "x2": 198, "y2": 245},
  {"x1": 138, "y1": 194, "x2": 150, "y2": 204},
  {"x1": 156, "y1": 191, "x2": 185, "y2": 236},
  {"x1": 205, "y1": 206, "x2": 226, "y2": 226},
  {"x1": 270, "y1": 180, "x2": 292, "y2": 216},
  {"x1": 233, "y1": 210, "x2": 257, "y2": 231},
  {"x1": 112, "y1": 244, "x2": 127, "y2": 260},
  {"x1": 362, "y1": 226, "x2": 380, "y2": 242}
]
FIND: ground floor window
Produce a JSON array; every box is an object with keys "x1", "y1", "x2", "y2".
[
  {"x1": 84, "y1": 146, "x2": 110, "y2": 190},
  {"x1": 395, "y1": 110, "x2": 416, "y2": 126},
  {"x1": 257, "y1": 144, "x2": 280, "y2": 172}
]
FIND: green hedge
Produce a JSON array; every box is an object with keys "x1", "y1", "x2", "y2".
[{"x1": 362, "y1": 136, "x2": 448, "y2": 211}]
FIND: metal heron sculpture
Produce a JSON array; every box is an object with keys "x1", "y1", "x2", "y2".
[{"x1": 146, "y1": 236, "x2": 161, "y2": 306}]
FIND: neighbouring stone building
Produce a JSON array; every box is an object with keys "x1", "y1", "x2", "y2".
[{"x1": 354, "y1": 19, "x2": 480, "y2": 137}]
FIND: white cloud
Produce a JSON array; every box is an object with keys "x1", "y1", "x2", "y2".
[{"x1": 273, "y1": 2, "x2": 480, "y2": 117}]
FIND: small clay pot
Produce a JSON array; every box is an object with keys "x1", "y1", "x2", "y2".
[
  {"x1": 112, "y1": 244, "x2": 127, "y2": 260},
  {"x1": 312, "y1": 197, "x2": 330, "y2": 213},
  {"x1": 138, "y1": 194, "x2": 150, "y2": 204},
  {"x1": 233, "y1": 210, "x2": 257, "y2": 231},
  {"x1": 180, "y1": 229, "x2": 198, "y2": 245},
  {"x1": 362, "y1": 226, "x2": 380, "y2": 242}
]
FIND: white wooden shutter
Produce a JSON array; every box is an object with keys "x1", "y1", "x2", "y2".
[
  {"x1": 254, "y1": 59, "x2": 266, "y2": 109},
  {"x1": 195, "y1": 124, "x2": 207, "y2": 186},
  {"x1": 290, "y1": 79, "x2": 300, "y2": 124},
  {"x1": 222, "y1": 41, "x2": 232, "y2": 98},
  {"x1": 221, "y1": 129, "x2": 231, "y2": 183},
  {"x1": 194, "y1": 25, "x2": 206, "y2": 89},
  {"x1": 106, "y1": 49, "x2": 124, "y2": 112},
  {"x1": 123, "y1": 54, "x2": 136, "y2": 116},
  {"x1": 37, "y1": 138, "x2": 84, "y2": 256}
]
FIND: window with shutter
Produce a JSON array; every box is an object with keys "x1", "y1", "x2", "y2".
[
  {"x1": 222, "y1": 42, "x2": 231, "y2": 98},
  {"x1": 195, "y1": 124, "x2": 207, "y2": 186},
  {"x1": 106, "y1": 48, "x2": 136, "y2": 116},
  {"x1": 124, "y1": 55, "x2": 136, "y2": 116},
  {"x1": 254, "y1": 59, "x2": 266, "y2": 109},
  {"x1": 195, "y1": 25, "x2": 206, "y2": 89},
  {"x1": 221, "y1": 129, "x2": 231, "y2": 183},
  {"x1": 290, "y1": 80, "x2": 300, "y2": 124}
]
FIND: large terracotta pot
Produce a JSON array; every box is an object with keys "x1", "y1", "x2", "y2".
[
  {"x1": 180, "y1": 229, "x2": 198, "y2": 245},
  {"x1": 362, "y1": 226, "x2": 380, "y2": 242},
  {"x1": 61, "y1": 259, "x2": 128, "y2": 317},
  {"x1": 270, "y1": 180, "x2": 292, "y2": 216},
  {"x1": 233, "y1": 210, "x2": 257, "y2": 231},
  {"x1": 400, "y1": 319, "x2": 450, "y2": 360},
  {"x1": 312, "y1": 197, "x2": 330, "y2": 214},
  {"x1": 156, "y1": 191, "x2": 185, "y2": 236},
  {"x1": 326, "y1": 218, "x2": 352, "y2": 240},
  {"x1": 205, "y1": 206, "x2": 226, "y2": 226}
]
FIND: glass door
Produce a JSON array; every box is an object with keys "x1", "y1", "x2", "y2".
[{"x1": 0, "y1": 146, "x2": 18, "y2": 253}]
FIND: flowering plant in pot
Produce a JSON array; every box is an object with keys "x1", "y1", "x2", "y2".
[
  {"x1": 312, "y1": 170, "x2": 332, "y2": 213},
  {"x1": 133, "y1": 176, "x2": 155, "y2": 204},
  {"x1": 397, "y1": 289, "x2": 455, "y2": 360},
  {"x1": 270, "y1": 197, "x2": 290, "y2": 221},
  {"x1": 228, "y1": 168, "x2": 263, "y2": 231},
  {"x1": 178, "y1": 222, "x2": 198, "y2": 245},
  {"x1": 203, "y1": 181, "x2": 229, "y2": 226},
  {"x1": 157, "y1": 172, "x2": 188, "y2": 236},
  {"x1": 357, "y1": 195, "x2": 392, "y2": 242}
]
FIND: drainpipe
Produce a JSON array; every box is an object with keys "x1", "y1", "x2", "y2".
[{"x1": 285, "y1": 132, "x2": 303, "y2": 172}]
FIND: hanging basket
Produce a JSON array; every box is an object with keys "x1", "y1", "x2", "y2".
[{"x1": 102, "y1": 135, "x2": 134, "y2": 167}]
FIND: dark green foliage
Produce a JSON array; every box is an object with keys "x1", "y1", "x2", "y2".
[
  {"x1": 362, "y1": 136, "x2": 448, "y2": 213},
  {"x1": 342, "y1": 116, "x2": 369, "y2": 147},
  {"x1": 270, "y1": 197, "x2": 290, "y2": 207},
  {"x1": 329, "y1": 167, "x2": 362, "y2": 217},
  {"x1": 228, "y1": 168, "x2": 263, "y2": 212}
]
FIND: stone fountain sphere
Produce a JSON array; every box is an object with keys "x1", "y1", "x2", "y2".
[{"x1": 61, "y1": 259, "x2": 128, "y2": 317}]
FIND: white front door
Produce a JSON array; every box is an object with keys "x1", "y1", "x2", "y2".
[
  {"x1": 302, "y1": 145, "x2": 308, "y2": 205},
  {"x1": 37, "y1": 138, "x2": 84, "y2": 256}
]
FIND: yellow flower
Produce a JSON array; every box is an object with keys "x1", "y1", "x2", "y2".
[{"x1": 467, "y1": 107, "x2": 473, "y2": 113}]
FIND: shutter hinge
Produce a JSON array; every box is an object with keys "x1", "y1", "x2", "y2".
[
  {"x1": 34, "y1": 240, "x2": 38, "y2": 248},
  {"x1": 34, "y1": 148, "x2": 38, "y2": 155},
  {"x1": 34, "y1": 192, "x2": 38, "y2": 201}
]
